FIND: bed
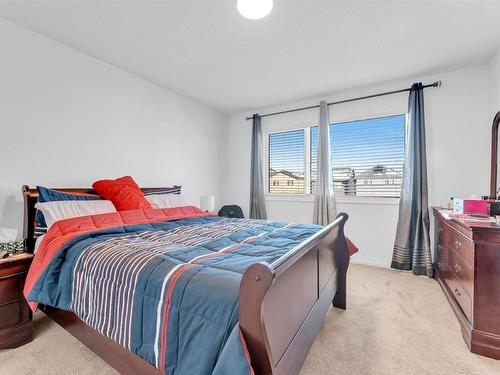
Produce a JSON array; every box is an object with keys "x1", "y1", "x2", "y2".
[{"x1": 22, "y1": 185, "x2": 352, "y2": 375}]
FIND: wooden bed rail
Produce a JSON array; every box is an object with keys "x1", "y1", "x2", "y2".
[{"x1": 239, "y1": 213, "x2": 349, "y2": 375}]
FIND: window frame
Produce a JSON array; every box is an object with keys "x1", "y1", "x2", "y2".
[{"x1": 264, "y1": 113, "x2": 406, "y2": 205}]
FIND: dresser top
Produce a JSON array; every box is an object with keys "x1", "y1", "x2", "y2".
[
  {"x1": 433, "y1": 207, "x2": 500, "y2": 232},
  {"x1": 0, "y1": 252, "x2": 33, "y2": 266}
]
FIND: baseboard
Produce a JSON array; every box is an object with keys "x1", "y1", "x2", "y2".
[
  {"x1": 471, "y1": 329, "x2": 500, "y2": 360},
  {"x1": 350, "y1": 254, "x2": 390, "y2": 269}
]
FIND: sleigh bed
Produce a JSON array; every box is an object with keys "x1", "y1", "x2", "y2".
[{"x1": 22, "y1": 185, "x2": 351, "y2": 375}]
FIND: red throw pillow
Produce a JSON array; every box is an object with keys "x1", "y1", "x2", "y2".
[{"x1": 92, "y1": 176, "x2": 152, "y2": 211}]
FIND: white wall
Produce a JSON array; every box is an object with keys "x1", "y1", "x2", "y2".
[
  {"x1": 223, "y1": 64, "x2": 491, "y2": 268},
  {"x1": 1, "y1": 16, "x2": 496, "y2": 268},
  {"x1": 0, "y1": 19, "x2": 226, "y2": 234}
]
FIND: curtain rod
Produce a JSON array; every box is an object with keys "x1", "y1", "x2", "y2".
[{"x1": 245, "y1": 80, "x2": 441, "y2": 121}]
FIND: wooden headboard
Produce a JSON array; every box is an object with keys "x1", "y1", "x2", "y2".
[{"x1": 22, "y1": 185, "x2": 181, "y2": 253}]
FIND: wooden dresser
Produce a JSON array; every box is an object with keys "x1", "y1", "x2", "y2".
[
  {"x1": 0, "y1": 252, "x2": 33, "y2": 349},
  {"x1": 433, "y1": 208, "x2": 500, "y2": 359}
]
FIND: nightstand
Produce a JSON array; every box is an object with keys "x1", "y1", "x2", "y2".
[{"x1": 0, "y1": 252, "x2": 33, "y2": 348}]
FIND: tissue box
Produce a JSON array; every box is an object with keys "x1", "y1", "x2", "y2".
[{"x1": 453, "y1": 199, "x2": 488, "y2": 215}]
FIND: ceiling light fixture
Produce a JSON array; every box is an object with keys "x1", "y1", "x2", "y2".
[{"x1": 237, "y1": 0, "x2": 273, "y2": 20}]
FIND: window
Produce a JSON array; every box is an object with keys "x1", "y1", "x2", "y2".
[
  {"x1": 267, "y1": 114, "x2": 405, "y2": 198},
  {"x1": 268, "y1": 129, "x2": 305, "y2": 194}
]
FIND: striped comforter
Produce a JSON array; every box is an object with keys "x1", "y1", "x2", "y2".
[{"x1": 25, "y1": 207, "x2": 324, "y2": 375}]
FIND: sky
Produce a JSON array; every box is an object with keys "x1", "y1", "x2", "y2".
[{"x1": 269, "y1": 114, "x2": 406, "y2": 178}]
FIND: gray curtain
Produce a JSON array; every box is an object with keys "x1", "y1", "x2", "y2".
[
  {"x1": 249, "y1": 114, "x2": 267, "y2": 220},
  {"x1": 392, "y1": 83, "x2": 432, "y2": 277},
  {"x1": 313, "y1": 101, "x2": 336, "y2": 225}
]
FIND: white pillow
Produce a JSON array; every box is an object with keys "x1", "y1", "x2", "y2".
[
  {"x1": 145, "y1": 194, "x2": 193, "y2": 209},
  {"x1": 35, "y1": 200, "x2": 117, "y2": 229},
  {"x1": 34, "y1": 234, "x2": 45, "y2": 253}
]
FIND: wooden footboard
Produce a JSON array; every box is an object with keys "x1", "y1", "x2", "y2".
[{"x1": 239, "y1": 213, "x2": 349, "y2": 375}]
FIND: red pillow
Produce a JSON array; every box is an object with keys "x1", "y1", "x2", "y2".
[{"x1": 92, "y1": 176, "x2": 152, "y2": 211}]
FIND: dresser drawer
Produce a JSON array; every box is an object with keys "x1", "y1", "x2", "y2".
[
  {"x1": 437, "y1": 221, "x2": 450, "y2": 247},
  {"x1": 448, "y1": 229, "x2": 473, "y2": 267},
  {"x1": 448, "y1": 248, "x2": 473, "y2": 296},
  {"x1": 445, "y1": 271, "x2": 472, "y2": 322},
  {"x1": 0, "y1": 276, "x2": 20, "y2": 305},
  {"x1": 0, "y1": 303, "x2": 20, "y2": 328},
  {"x1": 0, "y1": 254, "x2": 33, "y2": 349},
  {"x1": 435, "y1": 243, "x2": 449, "y2": 277},
  {"x1": 0, "y1": 263, "x2": 28, "y2": 278}
]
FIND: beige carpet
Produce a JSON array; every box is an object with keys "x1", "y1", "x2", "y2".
[{"x1": 1, "y1": 264, "x2": 499, "y2": 375}]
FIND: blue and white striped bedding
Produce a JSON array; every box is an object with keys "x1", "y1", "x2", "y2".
[{"x1": 27, "y1": 215, "x2": 323, "y2": 374}]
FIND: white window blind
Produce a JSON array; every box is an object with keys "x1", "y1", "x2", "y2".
[
  {"x1": 268, "y1": 114, "x2": 406, "y2": 198},
  {"x1": 268, "y1": 129, "x2": 305, "y2": 193},
  {"x1": 311, "y1": 115, "x2": 405, "y2": 197}
]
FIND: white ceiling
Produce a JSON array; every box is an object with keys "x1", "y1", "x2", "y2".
[{"x1": 1, "y1": 1, "x2": 500, "y2": 114}]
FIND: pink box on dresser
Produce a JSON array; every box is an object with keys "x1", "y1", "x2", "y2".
[{"x1": 453, "y1": 199, "x2": 488, "y2": 215}]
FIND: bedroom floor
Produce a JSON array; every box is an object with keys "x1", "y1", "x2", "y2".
[{"x1": 1, "y1": 264, "x2": 499, "y2": 375}]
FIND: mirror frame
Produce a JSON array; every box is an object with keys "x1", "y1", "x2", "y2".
[{"x1": 490, "y1": 111, "x2": 500, "y2": 197}]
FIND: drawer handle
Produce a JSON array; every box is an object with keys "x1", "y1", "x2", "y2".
[
  {"x1": 454, "y1": 288, "x2": 461, "y2": 297},
  {"x1": 454, "y1": 264, "x2": 461, "y2": 273},
  {"x1": 454, "y1": 240, "x2": 462, "y2": 250},
  {"x1": 439, "y1": 227, "x2": 443, "y2": 233}
]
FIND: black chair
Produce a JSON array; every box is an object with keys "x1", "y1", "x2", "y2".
[{"x1": 218, "y1": 205, "x2": 244, "y2": 219}]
